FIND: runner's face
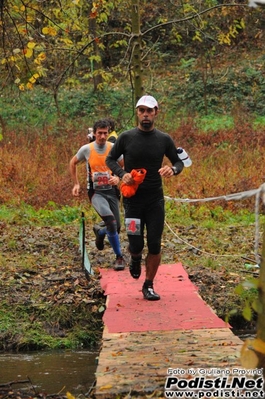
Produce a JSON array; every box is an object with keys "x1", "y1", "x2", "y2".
[
  {"x1": 95, "y1": 128, "x2": 109, "y2": 145},
  {"x1": 137, "y1": 106, "x2": 158, "y2": 131}
]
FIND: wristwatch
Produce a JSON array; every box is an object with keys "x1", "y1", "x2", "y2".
[{"x1": 171, "y1": 166, "x2": 178, "y2": 175}]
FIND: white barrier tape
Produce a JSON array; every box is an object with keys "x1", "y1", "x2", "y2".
[
  {"x1": 165, "y1": 183, "x2": 265, "y2": 204},
  {"x1": 165, "y1": 220, "x2": 247, "y2": 258},
  {"x1": 165, "y1": 183, "x2": 265, "y2": 264}
]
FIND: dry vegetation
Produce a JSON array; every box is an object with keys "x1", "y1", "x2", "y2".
[{"x1": 1, "y1": 118, "x2": 265, "y2": 209}]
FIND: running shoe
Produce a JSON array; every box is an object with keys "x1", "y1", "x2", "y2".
[
  {"x1": 93, "y1": 224, "x2": 105, "y2": 250},
  {"x1": 114, "y1": 256, "x2": 126, "y2": 271},
  {"x1": 129, "y1": 257, "x2": 141, "y2": 279},
  {"x1": 142, "y1": 285, "x2": 160, "y2": 301}
]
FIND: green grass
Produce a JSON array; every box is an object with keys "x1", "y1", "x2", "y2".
[
  {"x1": 0, "y1": 298, "x2": 103, "y2": 351},
  {"x1": 196, "y1": 114, "x2": 234, "y2": 132},
  {"x1": 0, "y1": 202, "x2": 89, "y2": 226},
  {"x1": 164, "y1": 200, "x2": 264, "y2": 227},
  {"x1": 253, "y1": 115, "x2": 265, "y2": 127}
]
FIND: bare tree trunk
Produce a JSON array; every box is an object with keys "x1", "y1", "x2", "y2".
[
  {"x1": 0, "y1": 115, "x2": 6, "y2": 137},
  {"x1": 131, "y1": 0, "x2": 143, "y2": 115},
  {"x1": 88, "y1": 6, "x2": 103, "y2": 91}
]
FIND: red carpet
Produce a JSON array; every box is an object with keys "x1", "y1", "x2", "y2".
[{"x1": 99, "y1": 263, "x2": 229, "y2": 333}]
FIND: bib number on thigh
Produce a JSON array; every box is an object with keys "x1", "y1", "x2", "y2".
[{"x1": 125, "y1": 218, "x2": 141, "y2": 235}]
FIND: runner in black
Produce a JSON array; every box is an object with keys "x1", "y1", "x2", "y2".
[{"x1": 106, "y1": 95, "x2": 184, "y2": 300}]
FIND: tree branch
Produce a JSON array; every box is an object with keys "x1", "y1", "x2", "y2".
[{"x1": 141, "y1": 3, "x2": 250, "y2": 37}]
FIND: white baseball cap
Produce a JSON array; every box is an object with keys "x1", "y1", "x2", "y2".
[{"x1": 136, "y1": 95, "x2": 158, "y2": 109}]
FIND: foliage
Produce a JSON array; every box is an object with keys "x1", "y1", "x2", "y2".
[
  {"x1": 0, "y1": 85, "x2": 135, "y2": 133},
  {"x1": 196, "y1": 115, "x2": 234, "y2": 132},
  {"x1": 0, "y1": 300, "x2": 104, "y2": 351},
  {"x1": 235, "y1": 278, "x2": 259, "y2": 321},
  {"x1": 1, "y1": 0, "x2": 265, "y2": 101},
  {"x1": 163, "y1": 56, "x2": 265, "y2": 116},
  {"x1": 0, "y1": 0, "x2": 129, "y2": 92},
  {"x1": 0, "y1": 202, "x2": 84, "y2": 225},
  {"x1": 3, "y1": 48, "x2": 265, "y2": 136},
  {"x1": 164, "y1": 200, "x2": 263, "y2": 228},
  {"x1": 241, "y1": 337, "x2": 265, "y2": 370}
]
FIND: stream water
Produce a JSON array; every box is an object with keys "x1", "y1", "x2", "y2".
[
  {"x1": 0, "y1": 350, "x2": 98, "y2": 395},
  {"x1": 0, "y1": 331, "x2": 256, "y2": 395}
]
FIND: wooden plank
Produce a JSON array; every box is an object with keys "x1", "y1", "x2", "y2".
[{"x1": 95, "y1": 328, "x2": 244, "y2": 398}]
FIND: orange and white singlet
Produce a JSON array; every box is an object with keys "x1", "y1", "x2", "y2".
[{"x1": 89, "y1": 141, "x2": 113, "y2": 190}]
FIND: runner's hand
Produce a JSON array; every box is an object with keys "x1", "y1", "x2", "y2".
[
  {"x1": 158, "y1": 165, "x2": 174, "y2": 177},
  {"x1": 109, "y1": 176, "x2": 120, "y2": 186},
  {"x1": 72, "y1": 184, "x2": 81, "y2": 196},
  {"x1": 122, "y1": 173, "x2": 134, "y2": 185}
]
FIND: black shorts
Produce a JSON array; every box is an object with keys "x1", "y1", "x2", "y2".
[{"x1": 123, "y1": 191, "x2": 164, "y2": 255}]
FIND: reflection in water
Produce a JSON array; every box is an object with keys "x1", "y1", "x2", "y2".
[
  {"x1": 233, "y1": 330, "x2": 256, "y2": 341},
  {"x1": 0, "y1": 350, "x2": 98, "y2": 395}
]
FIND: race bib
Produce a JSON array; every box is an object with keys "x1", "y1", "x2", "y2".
[
  {"x1": 125, "y1": 218, "x2": 141, "y2": 235},
  {"x1": 93, "y1": 172, "x2": 111, "y2": 190}
]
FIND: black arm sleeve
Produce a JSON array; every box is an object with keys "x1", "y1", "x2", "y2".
[
  {"x1": 106, "y1": 137, "x2": 126, "y2": 179},
  {"x1": 172, "y1": 159, "x2": 184, "y2": 175},
  {"x1": 165, "y1": 136, "x2": 184, "y2": 175}
]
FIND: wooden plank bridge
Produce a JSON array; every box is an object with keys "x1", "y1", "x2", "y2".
[{"x1": 94, "y1": 264, "x2": 246, "y2": 398}]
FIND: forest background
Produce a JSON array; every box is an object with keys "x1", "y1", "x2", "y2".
[
  {"x1": 1, "y1": 0, "x2": 265, "y2": 363},
  {"x1": 1, "y1": 0, "x2": 265, "y2": 207}
]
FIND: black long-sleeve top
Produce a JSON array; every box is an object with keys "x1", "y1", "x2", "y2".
[{"x1": 106, "y1": 127, "x2": 184, "y2": 193}]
